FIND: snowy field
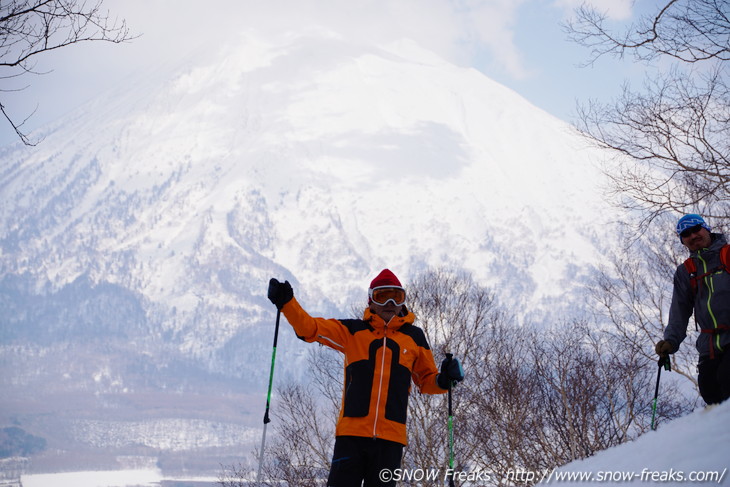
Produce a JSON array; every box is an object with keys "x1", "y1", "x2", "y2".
[{"x1": 21, "y1": 469, "x2": 216, "y2": 487}]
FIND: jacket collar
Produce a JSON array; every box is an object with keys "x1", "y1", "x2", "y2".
[
  {"x1": 692, "y1": 233, "x2": 727, "y2": 256},
  {"x1": 363, "y1": 307, "x2": 415, "y2": 331}
]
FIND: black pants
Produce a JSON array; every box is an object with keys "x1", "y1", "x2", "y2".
[
  {"x1": 327, "y1": 436, "x2": 404, "y2": 487},
  {"x1": 698, "y1": 352, "x2": 730, "y2": 405}
]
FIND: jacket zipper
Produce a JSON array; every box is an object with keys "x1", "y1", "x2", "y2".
[
  {"x1": 372, "y1": 320, "x2": 390, "y2": 438},
  {"x1": 698, "y1": 252, "x2": 723, "y2": 352}
]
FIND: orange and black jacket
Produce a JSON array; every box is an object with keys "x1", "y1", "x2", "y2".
[{"x1": 281, "y1": 297, "x2": 446, "y2": 446}]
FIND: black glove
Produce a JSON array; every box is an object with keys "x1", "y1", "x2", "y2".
[
  {"x1": 268, "y1": 278, "x2": 293, "y2": 310},
  {"x1": 437, "y1": 356, "x2": 464, "y2": 389},
  {"x1": 655, "y1": 340, "x2": 675, "y2": 358}
]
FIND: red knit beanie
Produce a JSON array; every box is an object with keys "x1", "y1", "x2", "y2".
[{"x1": 369, "y1": 269, "x2": 402, "y2": 289}]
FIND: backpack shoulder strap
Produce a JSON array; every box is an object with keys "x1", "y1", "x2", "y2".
[
  {"x1": 682, "y1": 243, "x2": 730, "y2": 295},
  {"x1": 683, "y1": 256, "x2": 699, "y2": 300},
  {"x1": 720, "y1": 244, "x2": 730, "y2": 269},
  {"x1": 682, "y1": 244, "x2": 729, "y2": 332}
]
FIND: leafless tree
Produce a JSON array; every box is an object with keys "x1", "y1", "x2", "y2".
[
  {"x1": 565, "y1": 0, "x2": 730, "y2": 228},
  {"x1": 218, "y1": 462, "x2": 253, "y2": 487},
  {"x1": 565, "y1": 0, "x2": 728, "y2": 430},
  {"x1": 0, "y1": 0, "x2": 134, "y2": 145},
  {"x1": 589, "y1": 223, "x2": 702, "y2": 390},
  {"x1": 566, "y1": 0, "x2": 730, "y2": 64},
  {"x1": 218, "y1": 345, "x2": 339, "y2": 487},
  {"x1": 532, "y1": 321, "x2": 689, "y2": 458},
  {"x1": 403, "y1": 268, "x2": 504, "y2": 486},
  {"x1": 466, "y1": 318, "x2": 550, "y2": 483},
  {"x1": 258, "y1": 346, "x2": 340, "y2": 487},
  {"x1": 467, "y1": 317, "x2": 692, "y2": 487}
]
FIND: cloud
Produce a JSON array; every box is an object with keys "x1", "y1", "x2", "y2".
[
  {"x1": 105, "y1": 0, "x2": 532, "y2": 80},
  {"x1": 451, "y1": 0, "x2": 532, "y2": 79},
  {"x1": 1, "y1": 0, "x2": 550, "y2": 144}
]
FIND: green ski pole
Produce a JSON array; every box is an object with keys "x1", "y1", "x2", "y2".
[
  {"x1": 651, "y1": 355, "x2": 671, "y2": 431},
  {"x1": 257, "y1": 309, "x2": 282, "y2": 483}
]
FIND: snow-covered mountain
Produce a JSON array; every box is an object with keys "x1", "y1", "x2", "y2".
[{"x1": 1, "y1": 27, "x2": 624, "y2": 478}]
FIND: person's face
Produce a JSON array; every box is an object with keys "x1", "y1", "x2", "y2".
[
  {"x1": 371, "y1": 301, "x2": 403, "y2": 323},
  {"x1": 680, "y1": 225, "x2": 712, "y2": 252},
  {"x1": 369, "y1": 286, "x2": 406, "y2": 323}
]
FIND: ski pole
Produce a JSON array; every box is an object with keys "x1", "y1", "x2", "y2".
[
  {"x1": 257, "y1": 309, "x2": 282, "y2": 483},
  {"x1": 446, "y1": 352, "x2": 455, "y2": 487},
  {"x1": 650, "y1": 355, "x2": 671, "y2": 431}
]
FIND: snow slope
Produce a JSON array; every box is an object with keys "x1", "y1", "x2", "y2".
[{"x1": 552, "y1": 402, "x2": 730, "y2": 486}]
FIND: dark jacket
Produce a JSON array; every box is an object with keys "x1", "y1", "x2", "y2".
[
  {"x1": 665, "y1": 233, "x2": 730, "y2": 357},
  {"x1": 281, "y1": 297, "x2": 446, "y2": 445}
]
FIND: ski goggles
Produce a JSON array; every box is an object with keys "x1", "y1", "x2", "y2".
[
  {"x1": 369, "y1": 286, "x2": 406, "y2": 306},
  {"x1": 679, "y1": 224, "x2": 704, "y2": 239}
]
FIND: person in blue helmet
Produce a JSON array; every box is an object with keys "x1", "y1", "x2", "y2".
[{"x1": 655, "y1": 214, "x2": 730, "y2": 405}]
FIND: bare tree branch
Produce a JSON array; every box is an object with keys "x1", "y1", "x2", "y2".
[
  {"x1": 0, "y1": 99, "x2": 36, "y2": 145},
  {"x1": 0, "y1": 0, "x2": 136, "y2": 145},
  {"x1": 566, "y1": 0, "x2": 730, "y2": 64},
  {"x1": 566, "y1": 0, "x2": 730, "y2": 230}
]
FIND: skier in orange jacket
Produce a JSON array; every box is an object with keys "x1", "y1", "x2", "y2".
[{"x1": 268, "y1": 268, "x2": 464, "y2": 486}]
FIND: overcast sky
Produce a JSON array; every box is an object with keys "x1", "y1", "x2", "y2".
[{"x1": 0, "y1": 0, "x2": 662, "y2": 147}]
